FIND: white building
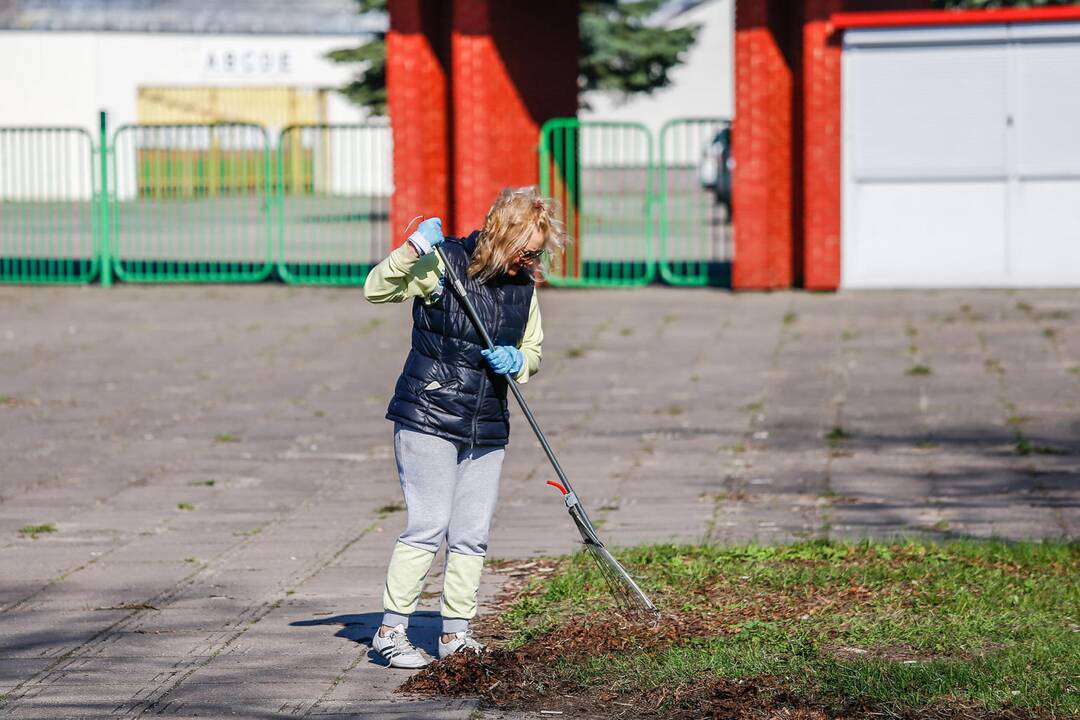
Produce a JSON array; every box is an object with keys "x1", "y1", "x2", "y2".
[
  {"x1": 0, "y1": 0, "x2": 382, "y2": 132},
  {"x1": 0, "y1": 0, "x2": 389, "y2": 199}
]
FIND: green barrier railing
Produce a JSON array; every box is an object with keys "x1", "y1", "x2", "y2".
[
  {"x1": 0, "y1": 127, "x2": 99, "y2": 284},
  {"x1": 1, "y1": 115, "x2": 731, "y2": 288},
  {"x1": 658, "y1": 117, "x2": 732, "y2": 286},
  {"x1": 276, "y1": 123, "x2": 392, "y2": 285},
  {"x1": 539, "y1": 118, "x2": 655, "y2": 288},
  {"x1": 109, "y1": 123, "x2": 274, "y2": 283}
]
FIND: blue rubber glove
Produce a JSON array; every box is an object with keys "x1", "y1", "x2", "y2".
[
  {"x1": 407, "y1": 217, "x2": 444, "y2": 256},
  {"x1": 481, "y1": 346, "x2": 524, "y2": 375}
]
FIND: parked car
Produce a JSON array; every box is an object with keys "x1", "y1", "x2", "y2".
[{"x1": 698, "y1": 126, "x2": 732, "y2": 216}]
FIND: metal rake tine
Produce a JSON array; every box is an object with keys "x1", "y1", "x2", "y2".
[
  {"x1": 584, "y1": 541, "x2": 657, "y2": 616},
  {"x1": 587, "y1": 544, "x2": 627, "y2": 599},
  {"x1": 586, "y1": 547, "x2": 629, "y2": 609}
]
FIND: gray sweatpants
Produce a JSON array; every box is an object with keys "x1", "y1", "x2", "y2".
[{"x1": 382, "y1": 424, "x2": 504, "y2": 633}]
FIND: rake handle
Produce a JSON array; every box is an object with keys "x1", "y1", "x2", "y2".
[
  {"x1": 433, "y1": 246, "x2": 593, "y2": 521},
  {"x1": 434, "y1": 247, "x2": 656, "y2": 616}
]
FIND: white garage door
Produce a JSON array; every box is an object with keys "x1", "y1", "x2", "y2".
[{"x1": 842, "y1": 22, "x2": 1080, "y2": 288}]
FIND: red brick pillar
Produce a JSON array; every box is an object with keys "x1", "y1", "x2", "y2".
[
  {"x1": 733, "y1": 0, "x2": 795, "y2": 289},
  {"x1": 387, "y1": 0, "x2": 450, "y2": 248},
  {"x1": 801, "y1": 0, "x2": 843, "y2": 290},
  {"x1": 450, "y1": 0, "x2": 578, "y2": 235},
  {"x1": 388, "y1": 0, "x2": 578, "y2": 243}
]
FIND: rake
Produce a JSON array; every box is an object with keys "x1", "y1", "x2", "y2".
[{"x1": 435, "y1": 246, "x2": 658, "y2": 618}]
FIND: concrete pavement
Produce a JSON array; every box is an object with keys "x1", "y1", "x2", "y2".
[{"x1": 0, "y1": 285, "x2": 1077, "y2": 718}]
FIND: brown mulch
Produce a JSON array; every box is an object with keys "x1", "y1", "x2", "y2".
[
  {"x1": 398, "y1": 560, "x2": 1058, "y2": 719},
  {"x1": 398, "y1": 609, "x2": 1052, "y2": 719}
]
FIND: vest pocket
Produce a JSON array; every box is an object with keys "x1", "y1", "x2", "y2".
[{"x1": 420, "y1": 378, "x2": 461, "y2": 394}]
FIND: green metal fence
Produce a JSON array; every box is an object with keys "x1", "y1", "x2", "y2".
[
  {"x1": 658, "y1": 117, "x2": 732, "y2": 286},
  {"x1": 539, "y1": 118, "x2": 656, "y2": 288},
  {"x1": 277, "y1": 123, "x2": 392, "y2": 285},
  {"x1": 0, "y1": 115, "x2": 730, "y2": 288},
  {"x1": 0, "y1": 127, "x2": 100, "y2": 284},
  {"x1": 110, "y1": 123, "x2": 274, "y2": 283},
  {"x1": 539, "y1": 117, "x2": 731, "y2": 288}
]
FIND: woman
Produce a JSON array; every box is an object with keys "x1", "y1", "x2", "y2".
[{"x1": 364, "y1": 186, "x2": 567, "y2": 668}]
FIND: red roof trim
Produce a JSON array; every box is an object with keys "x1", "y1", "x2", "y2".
[{"x1": 831, "y1": 6, "x2": 1080, "y2": 31}]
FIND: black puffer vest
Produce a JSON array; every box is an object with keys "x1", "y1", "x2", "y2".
[{"x1": 385, "y1": 232, "x2": 534, "y2": 447}]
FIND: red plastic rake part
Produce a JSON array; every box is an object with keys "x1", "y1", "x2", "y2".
[{"x1": 546, "y1": 480, "x2": 568, "y2": 495}]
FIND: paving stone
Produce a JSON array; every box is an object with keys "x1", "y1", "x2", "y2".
[{"x1": 1, "y1": 286, "x2": 1078, "y2": 717}]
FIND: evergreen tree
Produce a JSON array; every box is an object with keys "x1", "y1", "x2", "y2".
[
  {"x1": 326, "y1": 0, "x2": 388, "y2": 116},
  {"x1": 327, "y1": 0, "x2": 701, "y2": 116},
  {"x1": 579, "y1": 0, "x2": 700, "y2": 104}
]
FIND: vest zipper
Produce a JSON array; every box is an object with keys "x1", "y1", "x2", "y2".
[
  {"x1": 471, "y1": 290, "x2": 503, "y2": 448},
  {"x1": 471, "y1": 372, "x2": 485, "y2": 449}
]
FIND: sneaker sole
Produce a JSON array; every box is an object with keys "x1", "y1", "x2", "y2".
[{"x1": 375, "y1": 645, "x2": 429, "y2": 669}]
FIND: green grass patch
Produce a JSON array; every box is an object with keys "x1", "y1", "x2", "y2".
[
  {"x1": 19, "y1": 523, "x2": 57, "y2": 538},
  {"x1": 176, "y1": 502, "x2": 195, "y2": 511},
  {"x1": 214, "y1": 432, "x2": 241, "y2": 443},
  {"x1": 906, "y1": 364, "x2": 932, "y2": 377},
  {"x1": 497, "y1": 539, "x2": 1079, "y2": 717},
  {"x1": 189, "y1": 479, "x2": 216, "y2": 487}
]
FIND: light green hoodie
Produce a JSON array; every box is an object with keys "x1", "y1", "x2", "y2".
[{"x1": 363, "y1": 244, "x2": 543, "y2": 383}]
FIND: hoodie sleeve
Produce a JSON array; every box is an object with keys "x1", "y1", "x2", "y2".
[
  {"x1": 514, "y1": 293, "x2": 543, "y2": 383},
  {"x1": 363, "y1": 244, "x2": 445, "y2": 304}
]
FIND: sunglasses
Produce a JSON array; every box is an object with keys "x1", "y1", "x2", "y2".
[{"x1": 519, "y1": 248, "x2": 546, "y2": 261}]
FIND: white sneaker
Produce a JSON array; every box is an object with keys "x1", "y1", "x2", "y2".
[
  {"x1": 372, "y1": 624, "x2": 430, "y2": 669},
  {"x1": 438, "y1": 629, "x2": 484, "y2": 659}
]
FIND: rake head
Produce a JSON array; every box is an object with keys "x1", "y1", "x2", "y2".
[{"x1": 549, "y1": 482, "x2": 659, "y2": 619}]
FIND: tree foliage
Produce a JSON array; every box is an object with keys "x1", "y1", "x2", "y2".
[
  {"x1": 579, "y1": 0, "x2": 700, "y2": 100},
  {"x1": 327, "y1": 0, "x2": 700, "y2": 116},
  {"x1": 327, "y1": 0, "x2": 388, "y2": 116}
]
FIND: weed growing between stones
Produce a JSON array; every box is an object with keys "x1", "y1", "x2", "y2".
[
  {"x1": 377, "y1": 502, "x2": 405, "y2": 517},
  {"x1": 18, "y1": 523, "x2": 56, "y2": 538}
]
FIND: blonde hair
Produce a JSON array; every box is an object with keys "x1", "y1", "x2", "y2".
[{"x1": 468, "y1": 186, "x2": 569, "y2": 283}]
